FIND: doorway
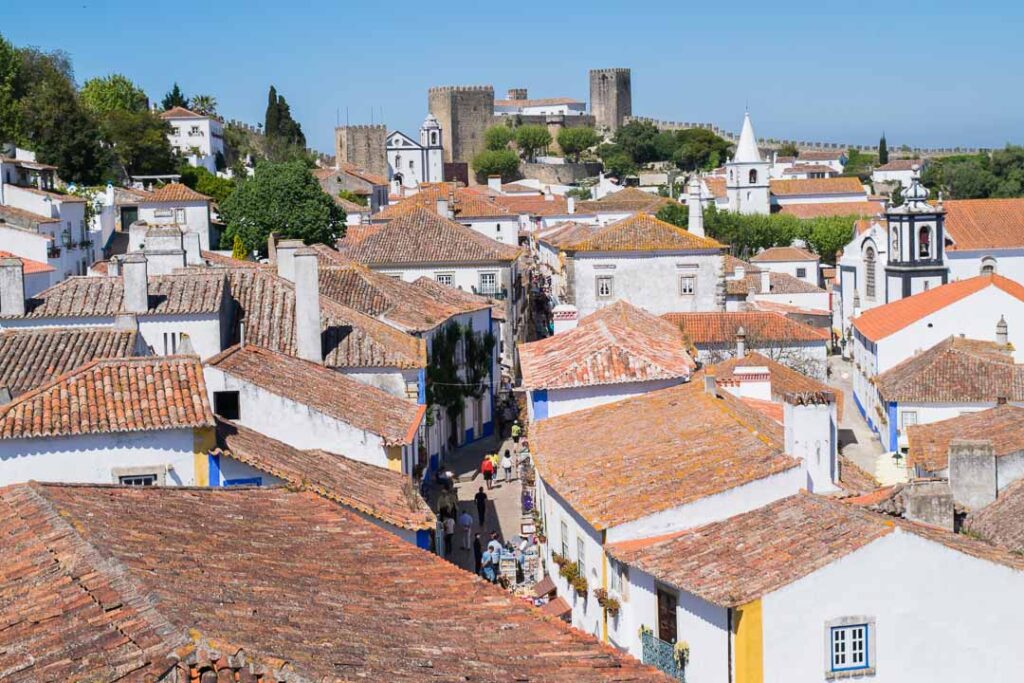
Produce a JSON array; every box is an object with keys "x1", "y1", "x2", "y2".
[{"x1": 657, "y1": 587, "x2": 678, "y2": 643}]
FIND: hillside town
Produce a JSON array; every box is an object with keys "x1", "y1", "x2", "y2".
[{"x1": 2, "y1": 21, "x2": 1024, "y2": 682}]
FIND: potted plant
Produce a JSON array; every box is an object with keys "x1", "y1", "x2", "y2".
[
  {"x1": 570, "y1": 574, "x2": 589, "y2": 596},
  {"x1": 593, "y1": 588, "x2": 620, "y2": 614},
  {"x1": 673, "y1": 640, "x2": 690, "y2": 668}
]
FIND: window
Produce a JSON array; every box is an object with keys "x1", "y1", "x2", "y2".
[
  {"x1": 864, "y1": 245, "x2": 876, "y2": 300},
  {"x1": 174, "y1": 208, "x2": 186, "y2": 224},
  {"x1": 560, "y1": 520, "x2": 569, "y2": 558},
  {"x1": 597, "y1": 275, "x2": 614, "y2": 299},
  {"x1": 163, "y1": 332, "x2": 180, "y2": 355},
  {"x1": 609, "y1": 559, "x2": 628, "y2": 597},
  {"x1": 748, "y1": 169, "x2": 758, "y2": 184},
  {"x1": 224, "y1": 477, "x2": 263, "y2": 486},
  {"x1": 830, "y1": 624, "x2": 869, "y2": 672},
  {"x1": 796, "y1": 267, "x2": 807, "y2": 278},
  {"x1": 435, "y1": 272, "x2": 453, "y2": 286},
  {"x1": 918, "y1": 225, "x2": 931, "y2": 258},
  {"x1": 214, "y1": 391, "x2": 240, "y2": 420},
  {"x1": 408, "y1": 159, "x2": 414, "y2": 169},
  {"x1": 679, "y1": 275, "x2": 695, "y2": 295},
  {"x1": 901, "y1": 411, "x2": 918, "y2": 431},
  {"x1": 576, "y1": 536, "x2": 586, "y2": 576},
  {"x1": 478, "y1": 271, "x2": 498, "y2": 295},
  {"x1": 189, "y1": 126, "x2": 201, "y2": 136},
  {"x1": 981, "y1": 257, "x2": 997, "y2": 275},
  {"x1": 119, "y1": 473, "x2": 157, "y2": 486}
]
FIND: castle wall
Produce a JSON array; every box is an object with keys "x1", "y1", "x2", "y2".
[
  {"x1": 589, "y1": 68, "x2": 632, "y2": 133},
  {"x1": 428, "y1": 86, "x2": 494, "y2": 168},
  {"x1": 334, "y1": 125, "x2": 387, "y2": 178}
]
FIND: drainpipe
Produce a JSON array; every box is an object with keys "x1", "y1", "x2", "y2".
[
  {"x1": 727, "y1": 607, "x2": 734, "y2": 683},
  {"x1": 601, "y1": 529, "x2": 608, "y2": 643}
]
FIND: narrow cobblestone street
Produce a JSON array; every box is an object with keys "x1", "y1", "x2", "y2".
[{"x1": 828, "y1": 356, "x2": 892, "y2": 482}]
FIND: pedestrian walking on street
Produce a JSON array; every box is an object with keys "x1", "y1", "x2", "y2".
[
  {"x1": 482, "y1": 548, "x2": 496, "y2": 583},
  {"x1": 480, "y1": 455, "x2": 495, "y2": 489},
  {"x1": 501, "y1": 450, "x2": 513, "y2": 483},
  {"x1": 487, "y1": 531, "x2": 503, "y2": 558},
  {"x1": 443, "y1": 515, "x2": 455, "y2": 557},
  {"x1": 474, "y1": 487, "x2": 488, "y2": 525},
  {"x1": 511, "y1": 420, "x2": 522, "y2": 445},
  {"x1": 458, "y1": 509, "x2": 473, "y2": 550},
  {"x1": 473, "y1": 533, "x2": 483, "y2": 575}
]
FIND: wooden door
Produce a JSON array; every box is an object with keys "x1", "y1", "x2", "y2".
[{"x1": 657, "y1": 587, "x2": 678, "y2": 643}]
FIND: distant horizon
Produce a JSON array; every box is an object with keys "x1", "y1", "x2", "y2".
[{"x1": 2, "y1": 0, "x2": 1021, "y2": 155}]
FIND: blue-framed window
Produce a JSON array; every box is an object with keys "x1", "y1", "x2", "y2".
[
  {"x1": 224, "y1": 477, "x2": 263, "y2": 487},
  {"x1": 830, "y1": 623, "x2": 869, "y2": 672}
]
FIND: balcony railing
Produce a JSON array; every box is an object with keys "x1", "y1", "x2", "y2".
[{"x1": 641, "y1": 631, "x2": 686, "y2": 681}]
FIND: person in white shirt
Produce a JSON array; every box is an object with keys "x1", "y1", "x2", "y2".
[{"x1": 458, "y1": 509, "x2": 473, "y2": 549}]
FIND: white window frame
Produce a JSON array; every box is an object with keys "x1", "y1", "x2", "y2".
[
  {"x1": 576, "y1": 535, "x2": 586, "y2": 576},
  {"x1": 901, "y1": 410, "x2": 918, "y2": 432},
  {"x1": 478, "y1": 271, "x2": 498, "y2": 295},
  {"x1": 596, "y1": 275, "x2": 614, "y2": 299},
  {"x1": 174, "y1": 207, "x2": 186, "y2": 224},
  {"x1": 796, "y1": 267, "x2": 807, "y2": 278},
  {"x1": 435, "y1": 272, "x2": 454, "y2": 286},
  {"x1": 679, "y1": 274, "x2": 696, "y2": 296},
  {"x1": 112, "y1": 466, "x2": 166, "y2": 486},
  {"x1": 825, "y1": 617, "x2": 875, "y2": 678},
  {"x1": 560, "y1": 519, "x2": 569, "y2": 559}
]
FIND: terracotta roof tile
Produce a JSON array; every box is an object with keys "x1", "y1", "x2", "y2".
[
  {"x1": 0, "y1": 327, "x2": 139, "y2": 398},
  {"x1": 0, "y1": 483, "x2": 668, "y2": 681},
  {"x1": 206, "y1": 345, "x2": 423, "y2": 445},
  {"x1": 340, "y1": 162, "x2": 388, "y2": 187},
  {"x1": 770, "y1": 177, "x2": 865, "y2": 197},
  {"x1": 375, "y1": 185, "x2": 510, "y2": 220},
  {"x1": 703, "y1": 176, "x2": 727, "y2": 199},
  {"x1": 143, "y1": 182, "x2": 210, "y2": 203},
  {"x1": 875, "y1": 336, "x2": 1017, "y2": 404},
  {"x1": 663, "y1": 311, "x2": 828, "y2": 344},
  {"x1": 492, "y1": 194, "x2": 572, "y2": 217},
  {"x1": 159, "y1": 106, "x2": 204, "y2": 119},
  {"x1": 853, "y1": 274, "x2": 1024, "y2": 342},
  {"x1": 561, "y1": 213, "x2": 724, "y2": 252},
  {"x1": 577, "y1": 187, "x2": 677, "y2": 214},
  {"x1": 14, "y1": 273, "x2": 226, "y2": 319},
  {"x1": 537, "y1": 220, "x2": 601, "y2": 248},
  {"x1": 0, "y1": 204, "x2": 61, "y2": 230},
  {"x1": 795, "y1": 151, "x2": 845, "y2": 161},
  {"x1": 777, "y1": 200, "x2": 884, "y2": 219},
  {"x1": 214, "y1": 419, "x2": 434, "y2": 530},
  {"x1": 0, "y1": 250, "x2": 54, "y2": 273},
  {"x1": 519, "y1": 301, "x2": 695, "y2": 390},
  {"x1": 838, "y1": 455, "x2": 881, "y2": 495},
  {"x1": 945, "y1": 198, "x2": 1024, "y2": 251},
  {"x1": 409, "y1": 276, "x2": 507, "y2": 321},
  {"x1": 874, "y1": 159, "x2": 920, "y2": 171},
  {"x1": 709, "y1": 351, "x2": 842, "y2": 419},
  {"x1": 338, "y1": 207, "x2": 522, "y2": 265},
  {"x1": 965, "y1": 478, "x2": 1024, "y2": 552},
  {"x1": 0, "y1": 356, "x2": 213, "y2": 439},
  {"x1": 725, "y1": 270, "x2": 824, "y2": 295},
  {"x1": 907, "y1": 405, "x2": 1024, "y2": 472},
  {"x1": 782, "y1": 163, "x2": 836, "y2": 175},
  {"x1": 532, "y1": 379, "x2": 800, "y2": 530},
  {"x1": 750, "y1": 246, "x2": 819, "y2": 262}
]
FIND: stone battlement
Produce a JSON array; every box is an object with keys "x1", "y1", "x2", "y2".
[
  {"x1": 590, "y1": 67, "x2": 631, "y2": 75},
  {"x1": 334, "y1": 124, "x2": 386, "y2": 131},
  {"x1": 428, "y1": 85, "x2": 494, "y2": 94}
]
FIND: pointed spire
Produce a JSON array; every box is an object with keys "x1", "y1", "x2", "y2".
[{"x1": 733, "y1": 112, "x2": 762, "y2": 163}]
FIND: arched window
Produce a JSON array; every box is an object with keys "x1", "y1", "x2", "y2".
[
  {"x1": 918, "y1": 225, "x2": 931, "y2": 258},
  {"x1": 981, "y1": 257, "x2": 997, "y2": 275},
  {"x1": 864, "y1": 245, "x2": 877, "y2": 300},
  {"x1": 729, "y1": 170, "x2": 734, "y2": 182},
  {"x1": 749, "y1": 169, "x2": 758, "y2": 184},
  {"x1": 431, "y1": 132, "x2": 438, "y2": 145}
]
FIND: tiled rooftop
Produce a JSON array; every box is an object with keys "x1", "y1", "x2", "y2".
[
  {"x1": 965, "y1": 478, "x2": 1024, "y2": 552},
  {"x1": 206, "y1": 344, "x2": 424, "y2": 445},
  {"x1": 875, "y1": 336, "x2": 1017, "y2": 404},
  {"x1": 537, "y1": 220, "x2": 601, "y2": 249},
  {"x1": 519, "y1": 301, "x2": 695, "y2": 390},
  {"x1": 0, "y1": 205, "x2": 60, "y2": 232},
  {"x1": 853, "y1": 274, "x2": 1024, "y2": 342},
  {"x1": 159, "y1": 105, "x2": 204, "y2": 119},
  {"x1": 409, "y1": 275, "x2": 507, "y2": 321},
  {"x1": 214, "y1": 419, "x2": 434, "y2": 530},
  {"x1": 375, "y1": 184, "x2": 510, "y2": 220},
  {"x1": 663, "y1": 311, "x2": 828, "y2": 345},
  {"x1": 0, "y1": 483, "x2": 668, "y2": 681},
  {"x1": 531, "y1": 379, "x2": 800, "y2": 530},
  {"x1": 907, "y1": 405, "x2": 1024, "y2": 472},
  {"x1": 0, "y1": 327, "x2": 140, "y2": 398},
  {"x1": 0, "y1": 356, "x2": 213, "y2": 439},
  {"x1": 13, "y1": 273, "x2": 226, "y2": 319},
  {"x1": 750, "y1": 246, "x2": 819, "y2": 262},
  {"x1": 769, "y1": 177, "x2": 865, "y2": 197},
  {"x1": 945, "y1": 198, "x2": 1024, "y2": 251},
  {"x1": 577, "y1": 187, "x2": 678, "y2": 214},
  {"x1": 492, "y1": 194, "x2": 572, "y2": 217},
  {"x1": 709, "y1": 351, "x2": 842, "y2": 418},
  {"x1": 561, "y1": 213, "x2": 725, "y2": 253},
  {"x1": 143, "y1": 182, "x2": 210, "y2": 203},
  {"x1": 725, "y1": 270, "x2": 824, "y2": 295},
  {"x1": 777, "y1": 200, "x2": 884, "y2": 219},
  {"x1": 0, "y1": 250, "x2": 53, "y2": 274},
  {"x1": 338, "y1": 207, "x2": 522, "y2": 265}
]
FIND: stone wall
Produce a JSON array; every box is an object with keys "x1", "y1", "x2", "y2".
[
  {"x1": 490, "y1": 114, "x2": 597, "y2": 155},
  {"x1": 589, "y1": 68, "x2": 632, "y2": 133},
  {"x1": 521, "y1": 161, "x2": 602, "y2": 185},
  {"x1": 334, "y1": 125, "x2": 387, "y2": 178},
  {"x1": 949, "y1": 440, "x2": 997, "y2": 511},
  {"x1": 428, "y1": 86, "x2": 494, "y2": 166}
]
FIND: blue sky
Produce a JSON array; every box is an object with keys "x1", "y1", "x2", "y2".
[{"x1": 2, "y1": 0, "x2": 1022, "y2": 153}]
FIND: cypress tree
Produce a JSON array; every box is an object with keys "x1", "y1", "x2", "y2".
[
  {"x1": 264, "y1": 85, "x2": 280, "y2": 138},
  {"x1": 878, "y1": 133, "x2": 888, "y2": 165}
]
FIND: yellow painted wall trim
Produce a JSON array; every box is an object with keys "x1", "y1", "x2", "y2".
[
  {"x1": 192, "y1": 427, "x2": 215, "y2": 487},
  {"x1": 733, "y1": 598, "x2": 763, "y2": 683},
  {"x1": 600, "y1": 532, "x2": 608, "y2": 643},
  {"x1": 385, "y1": 445, "x2": 403, "y2": 472}
]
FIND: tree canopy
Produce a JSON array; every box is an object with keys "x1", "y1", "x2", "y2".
[
  {"x1": 511, "y1": 125, "x2": 550, "y2": 162},
  {"x1": 263, "y1": 84, "x2": 305, "y2": 148},
  {"x1": 102, "y1": 109, "x2": 176, "y2": 177},
  {"x1": 81, "y1": 74, "x2": 148, "y2": 114},
  {"x1": 220, "y1": 160, "x2": 343, "y2": 255},
  {"x1": 655, "y1": 203, "x2": 689, "y2": 229},
  {"x1": 190, "y1": 94, "x2": 217, "y2": 117},
  {"x1": 777, "y1": 142, "x2": 799, "y2": 157},
  {"x1": 878, "y1": 134, "x2": 888, "y2": 165},
  {"x1": 471, "y1": 149, "x2": 520, "y2": 182},
  {"x1": 557, "y1": 127, "x2": 600, "y2": 163},
  {"x1": 703, "y1": 205, "x2": 854, "y2": 264},
  {"x1": 597, "y1": 121, "x2": 732, "y2": 174},
  {"x1": 484, "y1": 125, "x2": 514, "y2": 151},
  {"x1": 161, "y1": 82, "x2": 188, "y2": 110},
  {"x1": 178, "y1": 164, "x2": 237, "y2": 205},
  {"x1": 920, "y1": 147, "x2": 1024, "y2": 199}
]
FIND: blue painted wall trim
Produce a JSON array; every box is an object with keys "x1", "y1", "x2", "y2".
[
  {"x1": 887, "y1": 402, "x2": 899, "y2": 451},
  {"x1": 465, "y1": 427, "x2": 474, "y2": 444},
  {"x1": 224, "y1": 476, "x2": 263, "y2": 487},
  {"x1": 416, "y1": 529, "x2": 432, "y2": 550},
  {"x1": 417, "y1": 368, "x2": 426, "y2": 405},
  {"x1": 532, "y1": 389, "x2": 549, "y2": 421},
  {"x1": 208, "y1": 452, "x2": 221, "y2": 487},
  {"x1": 482, "y1": 420, "x2": 494, "y2": 437}
]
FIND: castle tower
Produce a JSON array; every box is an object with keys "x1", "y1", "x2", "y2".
[
  {"x1": 589, "y1": 68, "x2": 632, "y2": 133},
  {"x1": 883, "y1": 167, "x2": 948, "y2": 301},
  {"x1": 427, "y1": 85, "x2": 495, "y2": 166},
  {"x1": 420, "y1": 113, "x2": 444, "y2": 184},
  {"x1": 334, "y1": 125, "x2": 387, "y2": 178},
  {"x1": 725, "y1": 112, "x2": 770, "y2": 215}
]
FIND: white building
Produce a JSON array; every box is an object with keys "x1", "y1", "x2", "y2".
[
  {"x1": 871, "y1": 158, "x2": 925, "y2": 187},
  {"x1": 386, "y1": 114, "x2": 444, "y2": 189},
  {"x1": 133, "y1": 182, "x2": 216, "y2": 252},
  {"x1": 605, "y1": 492, "x2": 1024, "y2": 682},
  {"x1": 750, "y1": 245, "x2": 820, "y2": 287},
  {"x1": 537, "y1": 212, "x2": 726, "y2": 317},
  {"x1": 203, "y1": 343, "x2": 425, "y2": 475},
  {"x1": 725, "y1": 113, "x2": 771, "y2": 216},
  {"x1": 0, "y1": 355, "x2": 217, "y2": 487},
  {"x1": 494, "y1": 90, "x2": 586, "y2": 117},
  {"x1": 160, "y1": 106, "x2": 225, "y2": 173},
  {"x1": 518, "y1": 301, "x2": 694, "y2": 420},
  {"x1": 722, "y1": 256, "x2": 830, "y2": 314}
]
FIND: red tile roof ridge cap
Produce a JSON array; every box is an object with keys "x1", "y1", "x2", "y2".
[{"x1": 705, "y1": 380, "x2": 784, "y2": 451}]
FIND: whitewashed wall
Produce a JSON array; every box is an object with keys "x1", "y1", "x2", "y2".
[
  {"x1": 753, "y1": 258, "x2": 820, "y2": 287},
  {"x1": 535, "y1": 378, "x2": 686, "y2": 420}
]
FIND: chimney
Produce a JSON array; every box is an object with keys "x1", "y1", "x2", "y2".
[
  {"x1": 107, "y1": 256, "x2": 121, "y2": 277},
  {"x1": 267, "y1": 232, "x2": 279, "y2": 264},
  {"x1": 704, "y1": 374, "x2": 717, "y2": 396},
  {"x1": 948, "y1": 440, "x2": 997, "y2": 511},
  {"x1": 687, "y1": 176, "x2": 705, "y2": 237},
  {"x1": 735, "y1": 326, "x2": 746, "y2": 358},
  {"x1": 114, "y1": 313, "x2": 137, "y2": 330},
  {"x1": 568, "y1": 196, "x2": 576, "y2": 215},
  {"x1": 275, "y1": 239, "x2": 304, "y2": 282},
  {"x1": 997, "y1": 315, "x2": 1008, "y2": 346},
  {"x1": 183, "y1": 232, "x2": 202, "y2": 265},
  {"x1": 551, "y1": 304, "x2": 578, "y2": 334},
  {"x1": 903, "y1": 480, "x2": 954, "y2": 531},
  {"x1": 760, "y1": 269, "x2": 770, "y2": 293},
  {"x1": 391, "y1": 177, "x2": 402, "y2": 196},
  {"x1": 293, "y1": 247, "x2": 322, "y2": 363},
  {"x1": 488, "y1": 175, "x2": 502, "y2": 193},
  {"x1": 544, "y1": 185, "x2": 554, "y2": 201},
  {"x1": 121, "y1": 253, "x2": 149, "y2": 314},
  {"x1": 783, "y1": 391, "x2": 838, "y2": 493},
  {"x1": 0, "y1": 258, "x2": 25, "y2": 317},
  {"x1": 734, "y1": 265, "x2": 745, "y2": 280},
  {"x1": 436, "y1": 198, "x2": 449, "y2": 218}
]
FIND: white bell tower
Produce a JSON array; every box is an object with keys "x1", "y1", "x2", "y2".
[
  {"x1": 726, "y1": 112, "x2": 771, "y2": 215},
  {"x1": 420, "y1": 114, "x2": 444, "y2": 183}
]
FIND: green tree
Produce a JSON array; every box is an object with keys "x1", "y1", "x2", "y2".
[
  {"x1": 425, "y1": 321, "x2": 495, "y2": 433},
  {"x1": 231, "y1": 233, "x2": 248, "y2": 260},
  {"x1": 566, "y1": 186, "x2": 592, "y2": 200},
  {"x1": 190, "y1": 94, "x2": 217, "y2": 117},
  {"x1": 557, "y1": 127, "x2": 600, "y2": 163},
  {"x1": 889, "y1": 183, "x2": 904, "y2": 207},
  {"x1": 178, "y1": 164, "x2": 237, "y2": 205},
  {"x1": 102, "y1": 110, "x2": 176, "y2": 177},
  {"x1": 0, "y1": 35, "x2": 22, "y2": 144},
  {"x1": 655, "y1": 203, "x2": 689, "y2": 229},
  {"x1": 264, "y1": 85, "x2": 280, "y2": 138},
  {"x1": 514, "y1": 125, "x2": 552, "y2": 162},
  {"x1": 484, "y1": 125, "x2": 514, "y2": 151},
  {"x1": 701, "y1": 205, "x2": 856, "y2": 264},
  {"x1": 161, "y1": 82, "x2": 188, "y2": 110},
  {"x1": 263, "y1": 85, "x2": 305, "y2": 148},
  {"x1": 81, "y1": 74, "x2": 148, "y2": 114},
  {"x1": 671, "y1": 128, "x2": 733, "y2": 171},
  {"x1": 878, "y1": 133, "x2": 888, "y2": 165},
  {"x1": 471, "y1": 149, "x2": 520, "y2": 182},
  {"x1": 337, "y1": 189, "x2": 367, "y2": 207},
  {"x1": 601, "y1": 151, "x2": 637, "y2": 178},
  {"x1": 220, "y1": 160, "x2": 343, "y2": 254},
  {"x1": 777, "y1": 142, "x2": 799, "y2": 158},
  {"x1": 613, "y1": 120, "x2": 661, "y2": 164}
]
